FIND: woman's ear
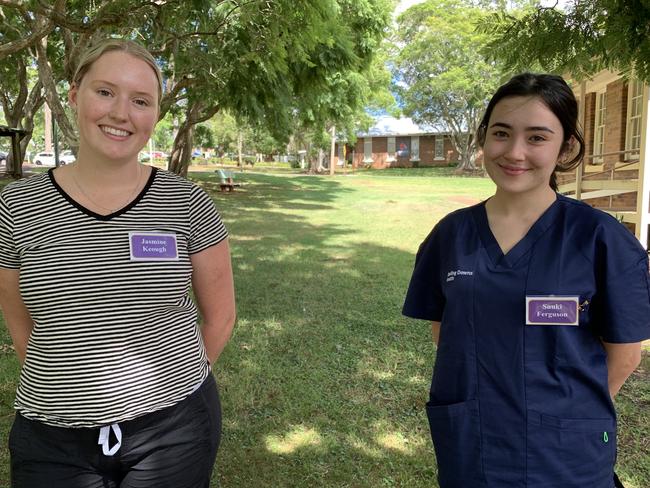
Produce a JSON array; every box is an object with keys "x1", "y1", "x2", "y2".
[
  {"x1": 68, "y1": 82, "x2": 79, "y2": 110},
  {"x1": 558, "y1": 136, "x2": 577, "y2": 165}
]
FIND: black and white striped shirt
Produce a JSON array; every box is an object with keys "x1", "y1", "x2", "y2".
[{"x1": 0, "y1": 168, "x2": 227, "y2": 427}]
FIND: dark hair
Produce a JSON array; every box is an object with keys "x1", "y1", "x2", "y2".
[{"x1": 476, "y1": 73, "x2": 585, "y2": 191}]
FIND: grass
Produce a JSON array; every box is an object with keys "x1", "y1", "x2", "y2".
[{"x1": 0, "y1": 169, "x2": 648, "y2": 487}]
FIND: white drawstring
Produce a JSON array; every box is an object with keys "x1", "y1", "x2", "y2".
[{"x1": 98, "y1": 423, "x2": 122, "y2": 456}]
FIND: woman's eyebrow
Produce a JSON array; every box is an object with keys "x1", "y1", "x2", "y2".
[
  {"x1": 489, "y1": 122, "x2": 555, "y2": 133},
  {"x1": 89, "y1": 79, "x2": 154, "y2": 98}
]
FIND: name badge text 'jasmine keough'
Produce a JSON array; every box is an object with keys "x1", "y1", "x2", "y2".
[
  {"x1": 525, "y1": 296, "x2": 579, "y2": 326},
  {"x1": 129, "y1": 232, "x2": 179, "y2": 261}
]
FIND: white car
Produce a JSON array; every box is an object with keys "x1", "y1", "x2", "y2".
[
  {"x1": 33, "y1": 152, "x2": 56, "y2": 166},
  {"x1": 33, "y1": 151, "x2": 76, "y2": 166},
  {"x1": 60, "y1": 150, "x2": 76, "y2": 165}
]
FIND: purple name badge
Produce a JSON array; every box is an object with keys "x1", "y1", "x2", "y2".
[
  {"x1": 525, "y1": 296, "x2": 579, "y2": 326},
  {"x1": 129, "y1": 232, "x2": 178, "y2": 261}
]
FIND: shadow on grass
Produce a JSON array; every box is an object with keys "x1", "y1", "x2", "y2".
[{"x1": 199, "y1": 173, "x2": 437, "y2": 486}]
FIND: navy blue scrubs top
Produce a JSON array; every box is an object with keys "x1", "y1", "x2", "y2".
[{"x1": 403, "y1": 194, "x2": 650, "y2": 488}]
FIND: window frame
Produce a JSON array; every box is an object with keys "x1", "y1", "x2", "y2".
[
  {"x1": 434, "y1": 135, "x2": 445, "y2": 161},
  {"x1": 626, "y1": 78, "x2": 644, "y2": 158},
  {"x1": 593, "y1": 89, "x2": 606, "y2": 164}
]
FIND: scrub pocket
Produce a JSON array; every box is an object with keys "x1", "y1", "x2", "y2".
[
  {"x1": 526, "y1": 410, "x2": 616, "y2": 487},
  {"x1": 426, "y1": 399, "x2": 486, "y2": 488}
]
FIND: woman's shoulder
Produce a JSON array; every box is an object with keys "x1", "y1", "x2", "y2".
[
  {"x1": 418, "y1": 203, "x2": 482, "y2": 251},
  {"x1": 435, "y1": 201, "x2": 483, "y2": 232},
  {"x1": 556, "y1": 194, "x2": 646, "y2": 257},
  {"x1": 1, "y1": 172, "x2": 51, "y2": 201},
  {"x1": 556, "y1": 194, "x2": 634, "y2": 232},
  {"x1": 152, "y1": 168, "x2": 196, "y2": 189}
]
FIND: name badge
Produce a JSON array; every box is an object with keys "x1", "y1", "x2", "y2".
[
  {"x1": 129, "y1": 232, "x2": 178, "y2": 261},
  {"x1": 525, "y1": 296, "x2": 579, "y2": 326}
]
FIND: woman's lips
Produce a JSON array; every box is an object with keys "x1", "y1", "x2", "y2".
[{"x1": 499, "y1": 164, "x2": 529, "y2": 176}]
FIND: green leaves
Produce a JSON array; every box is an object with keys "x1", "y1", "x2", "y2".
[
  {"x1": 479, "y1": 0, "x2": 650, "y2": 82},
  {"x1": 392, "y1": 0, "x2": 505, "y2": 169}
]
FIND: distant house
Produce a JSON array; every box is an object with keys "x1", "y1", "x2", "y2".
[
  {"x1": 559, "y1": 71, "x2": 650, "y2": 248},
  {"x1": 334, "y1": 116, "x2": 461, "y2": 169}
]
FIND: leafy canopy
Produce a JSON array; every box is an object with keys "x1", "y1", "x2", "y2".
[{"x1": 477, "y1": 0, "x2": 650, "y2": 81}]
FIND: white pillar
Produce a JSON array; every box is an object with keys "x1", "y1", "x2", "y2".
[{"x1": 635, "y1": 84, "x2": 650, "y2": 249}]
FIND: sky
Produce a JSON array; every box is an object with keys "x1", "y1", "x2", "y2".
[
  {"x1": 395, "y1": 0, "x2": 425, "y2": 17},
  {"x1": 396, "y1": 0, "x2": 569, "y2": 16}
]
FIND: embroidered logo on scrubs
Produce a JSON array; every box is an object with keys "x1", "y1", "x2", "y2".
[
  {"x1": 525, "y1": 296, "x2": 579, "y2": 326},
  {"x1": 129, "y1": 232, "x2": 178, "y2": 261},
  {"x1": 446, "y1": 269, "x2": 474, "y2": 282}
]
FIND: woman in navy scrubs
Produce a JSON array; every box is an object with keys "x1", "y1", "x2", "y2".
[{"x1": 403, "y1": 73, "x2": 650, "y2": 488}]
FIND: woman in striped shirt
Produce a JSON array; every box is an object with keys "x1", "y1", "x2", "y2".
[{"x1": 0, "y1": 38, "x2": 236, "y2": 488}]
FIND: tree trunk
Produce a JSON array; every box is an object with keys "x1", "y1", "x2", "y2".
[
  {"x1": 450, "y1": 132, "x2": 477, "y2": 172},
  {"x1": 35, "y1": 35, "x2": 78, "y2": 151},
  {"x1": 238, "y1": 132, "x2": 243, "y2": 170},
  {"x1": 168, "y1": 102, "x2": 220, "y2": 177},
  {"x1": 168, "y1": 121, "x2": 193, "y2": 177},
  {"x1": 329, "y1": 125, "x2": 336, "y2": 176},
  {"x1": 1, "y1": 73, "x2": 44, "y2": 177}
]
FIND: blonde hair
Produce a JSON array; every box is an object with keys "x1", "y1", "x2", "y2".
[{"x1": 72, "y1": 38, "x2": 163, "y2": 105}]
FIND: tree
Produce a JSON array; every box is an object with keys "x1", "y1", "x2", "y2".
[
  {"x1": 392, "y1": 0, "x2": 505, "y2": 171},
  {"x1": 477, "y1": 1, "x2": 650, "y2": 82},
  {"x1": 0, "y1": 0, "x2": 393, "y2": 177},
  {"x1": 0, "y1": 7, "x2": 45, "y2": 176}
]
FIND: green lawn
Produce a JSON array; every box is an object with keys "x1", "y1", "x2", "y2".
[{"x1": 0, "y1": 169, "x2": 648, "y2": 487}]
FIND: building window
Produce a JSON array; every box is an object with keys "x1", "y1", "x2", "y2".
[
  {"x1": 363, "y1": 137, "x2": 373, "y2": 162},
  {"x1": 593, "y1": 90, "x2": 606, "y2": 163},
  {"x1": 410, "y1": 136, "x2": 420, "y2": 161},
  {"x1": 626, "y1": 79, "x2": 644, "y2": 157},
  {"x1": 387, "y1": 137, "x2": 396, "y2": 161},
  {"x1": 435, "y1": 135, "x2": 445, "y2": 160}
]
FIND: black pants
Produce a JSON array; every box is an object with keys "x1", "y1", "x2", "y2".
[{"x1": 9, "y1": 374, "x2": 221, "y2": 488}]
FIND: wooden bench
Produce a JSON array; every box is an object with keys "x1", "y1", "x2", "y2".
[{"x1": 216, "y1": 169, "x2": 241, "y2": 192}]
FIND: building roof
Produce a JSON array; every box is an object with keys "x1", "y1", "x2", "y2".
[{"x1": 357, "y1": 115, "x2": 449, "y2": 137}]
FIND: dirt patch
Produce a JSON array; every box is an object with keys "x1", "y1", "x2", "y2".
[{"x1": 449, "y1": 196, "x2": 482, "y2": 205}]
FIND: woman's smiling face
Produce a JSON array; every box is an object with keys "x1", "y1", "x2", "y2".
[
  {"x1": 68, "y1": 50, "x2": 159, "y2": 164},
  {"x1": 483, "y1": 96, "x2": 566, "y2": 196}
]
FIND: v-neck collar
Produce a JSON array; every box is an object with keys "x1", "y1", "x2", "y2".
[
  {"x1": 472, "y1": 194, "x2": 561, "y2": 269},
  {"x1": 49, "y1": 166, "x2": 157, "y2": 221}
]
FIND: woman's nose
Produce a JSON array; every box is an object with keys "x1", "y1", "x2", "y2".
[
  {"x1": 503, "y1": 138, "x2": 526, "y2": 161},
  {"x1": 108, "y1": 97, "x2": 129, "y2": 121}
]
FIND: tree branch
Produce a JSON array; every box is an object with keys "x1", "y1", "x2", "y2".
[{"x1": 34, "y1": 34, "x2": 78, "y2": 147}]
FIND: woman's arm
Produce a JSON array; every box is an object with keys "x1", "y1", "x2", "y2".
[
  {"x1": 0, "y1": 268, "x2": 33, "y2": 364},
  {"x1": 601, "y1": 341, "x2": 642, "y2": 398},
  {"x1": 432, "y1": 321, "x2": 441, "y2": 346},
  {"x1": 190, "y1": 239, "x2": 236, "y2": 364}
]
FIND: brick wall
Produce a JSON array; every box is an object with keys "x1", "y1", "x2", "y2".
[
  {"x1": 353, "y1": 135, "x2": 462, "y2": 168},
  {"x1": 420, "y1": 136, "x2": 435, "y2": 165},
  {"x1": 372, "y1": 137, "x2": 388, "y2": 168},
  {"x1": 353, "y1": 139, "x2": 364, "y2": 168}
]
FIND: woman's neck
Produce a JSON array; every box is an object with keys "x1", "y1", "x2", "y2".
[
  {"x1": 487, "y1": 186, "x2": 557, "y2": 220},
  {"x1": 73, "y1": 154, "x2": 140, "y2": 187}
]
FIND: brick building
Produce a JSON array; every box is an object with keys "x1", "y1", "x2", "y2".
[
  {"x1": 559, "y1": 71, "x2": 650, "y2": 248},
  {"x1": 334, "y1": 116, "x2": 461, "y2": 169}
]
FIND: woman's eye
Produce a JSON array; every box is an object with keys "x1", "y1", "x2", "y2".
[
  {"x1": 492, "y1": 130, "x2": 508, "y2": 138},
  {"x1": 97, "y1": 89, "x2": 112, "y2": 97},
  {"x1": 530, "y1": 135, "x2": 547, "y2": 142},
  {"x1": 134, "y1": 99, "x2": 149, "y2": 107}
]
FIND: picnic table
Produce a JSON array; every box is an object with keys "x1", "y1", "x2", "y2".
[{"x1": 215, "y1": 169, "x2": 241, "y2": 192}]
